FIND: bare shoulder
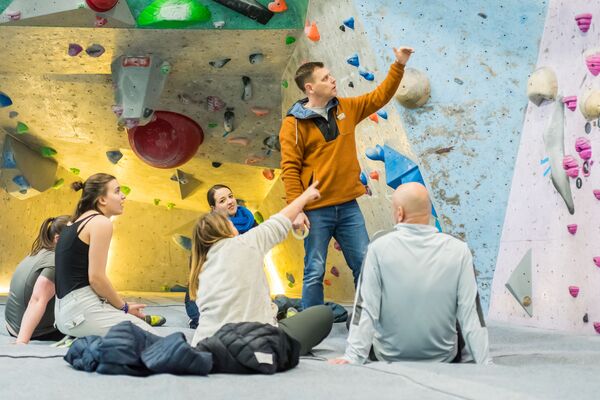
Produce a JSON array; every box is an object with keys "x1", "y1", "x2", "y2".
[{"x1": 87, "y1": 215, "x2": 113, "y2": 232}]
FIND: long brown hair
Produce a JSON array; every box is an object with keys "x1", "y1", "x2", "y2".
[
  {"x1": 206, "y1": 184, "x2": 232, "y2": 208},
  {"x1": 30, "y1": 215, "x2": 70, "y2": 255},
  {"x1": 71, "y1": 173, "x2": 116, "y2": 221},
  {"x1": 188, "y1": 212, "x2": 235, "y2": 300}
]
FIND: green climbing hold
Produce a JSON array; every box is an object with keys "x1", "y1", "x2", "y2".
[
  {"x1": 160, "y1": 61, "x2": 171, "y2": 75},
  {"x1": 208, "y1": 122, "x2": 218, "y2": 128},
  {"x1": 121, "y1": 185, "x2": 131, "y2": 196},
  {"x1": 16, "y1": 122, "x2": 28, "y2": 134},
  {"x1": 285, "y1": 36, "x2": 296, "y2": 45},
  {"x1": 288, "y1": 282, "x2": 294, "y2": 288},
  {"x1": 167, "y1": 202, "x2": 176, "y2": 210},
  {"x1": 52, "y1": 178, "x2": 64, "y2": 190},
  {"x1": 153, "y1": 198, "x2": 161, "y2": 205},
  {"x1": 40, "y1": 147, "x2": 57, "y2": 158},
  {"x1": 69, "y1": 167, "x2": 80, "y2": 175},
  {"x1": 281, "y1": 80, "x2": 288, "y2": 88},
  {"x1": 137, "y1": 0, "x2": 211, "y2": 28},
  {"x1": 254, "y1": 211, "x2": 264, "y2": 224}
]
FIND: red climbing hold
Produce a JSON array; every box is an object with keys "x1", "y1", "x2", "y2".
[
  {"x1": 268, "y1": 0, "x2": 287, "y2": 13},
  {"x1": 369, "y1": 113, "x2": 379, "y2": 123},
  {"x1": 86, "y1": 0, "x2": 119, "y2": 12},
  {"x1": 324, "y1": 279, "x2": 332, "y2": 286},
  {"x1": 262, "y1": 169, "x2": 275, "y2": 180},
  {"x1": 575, "y1": 13, "x2": 592, "y2": 33},
  {"x1": 334, "y1": 241, "x2": 341, "y2": 251},
  {"x1": 305, "y1": 21, "x2": 321, "y2": 42},
  {"x1": 568, "y1": 286, "x2": 580, "y2": 297},
  {"x1": 369, "y1": 170, "x2": 379, "y2": 181},
  {"x1": 567, "y1": 224, "x2": 578, "y2": 235},
  {"x1": 251, "y1": 107, "x2": 270, "y2": 117}
]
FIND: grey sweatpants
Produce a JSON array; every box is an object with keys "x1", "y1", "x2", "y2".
[{"x1": 55, "y1": 286, "x2": 156, "y2": 338}]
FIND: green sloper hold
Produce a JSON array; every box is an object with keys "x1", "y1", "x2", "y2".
[
  {"x1": 52, "y1": 178, "x2": 64, "y2": 190},
  {"x1": 281, "y1": 80, "x2": 288, "y2": 88},
  {"x1": 16, "y1": 122, "x2": 28, "y2": 134},
  {"x1": 208, "y1": 122, "x2": 218, "y2": 128},
  {"x1": 285, "y1": 36, "x2": 296, "y2": 45},
  {"x1": 167, "y1": 202, "x2": 176, "y2": 210},
  {"x1": 137, "y1": 0, "x2": 211, "y2": 28},
  {"x1": 121, "y1": 185, "x2": 131, "y2": 196},
  {"x1": 153, "y1": 198, "x2": 161, "y2": 205},
  {"x1": 69, "y1": 168, "x2": 80, "y2": 175},
  {"x1": 40, "y1": 147, "x2": 57, "y2": 158},
  {"x1": 254, "y1": 211, "x2": 264, "y2": 224}
]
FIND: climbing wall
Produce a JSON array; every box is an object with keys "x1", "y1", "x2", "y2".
[{"x1": 489, "y1": 0, "x2": 600, "y2": 334}]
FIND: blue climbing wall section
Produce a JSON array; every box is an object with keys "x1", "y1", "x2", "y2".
[{"x1": 353, "y1": 0, "x2": 548, "y2": 310}]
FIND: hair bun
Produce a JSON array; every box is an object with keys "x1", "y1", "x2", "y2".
[{"x1": 71, "y1": 181, "x2": 84, "y2": 192}]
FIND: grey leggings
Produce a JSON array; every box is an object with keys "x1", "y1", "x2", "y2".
[{"x1": 278, "y1": 305, "x2": 334, "y2": 356}]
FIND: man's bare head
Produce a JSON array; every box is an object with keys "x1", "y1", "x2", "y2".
[{"x1": 392, "y1": 182, "x2": 431, "y2": 225}]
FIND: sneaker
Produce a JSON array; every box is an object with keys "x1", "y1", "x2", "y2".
[
  {"x1": 51, "y1": 335, "x2": 76, "y2": 348},
  {"x1": 188, "y1": 319, "x2": 198, "y2": 329},
  {"x1": 286, "y1": 307, "x2": 298, "y2": 319},
  {"x1": 144, "y1": 315, "x2": 166, "y2": 327}
]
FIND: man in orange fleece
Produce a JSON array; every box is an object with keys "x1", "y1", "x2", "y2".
[{"x1": 279, "y1": 46, "x2": 414, "y2": 310}]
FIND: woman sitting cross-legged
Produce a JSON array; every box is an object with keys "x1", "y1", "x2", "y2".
[{"x1": 189, "y1": 181, "x2": 334, "y2": 355}]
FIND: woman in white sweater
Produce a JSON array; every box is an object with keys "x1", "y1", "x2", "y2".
[{"x1": 189, "y1": 182, "x2": 333, "y2": 354}]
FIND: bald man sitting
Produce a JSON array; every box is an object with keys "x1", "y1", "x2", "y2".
[{"x1": 331, "y1": 183, "x2": 490, "y2": 364}]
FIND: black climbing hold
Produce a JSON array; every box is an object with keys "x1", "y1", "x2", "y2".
[
  {"x1": 339, "y1": 24, "x2": 346, "y2": 32},
  {"x1": 454, "y1": 77, "x2": 464, "y2": 85},
  {"x1": 143, "y1": 108, "x2": 154, "y2": 118},
  {"x1": 210, "y1": 0, "x2": 274, "y2": 25},
  {"x1": 585, "y1": 122, "x2": 592, "y2": 134},
  {"x1": 209, "y1": 58, "x2": 231, "y2": 68},
  {"x1": 583, "y1": 160, "x2": 590, "y2": 175},
  {"x1": 584, "y1": 313, "x2": 589, "y2": 323},
  {"x1": 212, "y1": 161, "x2": 222, "y2": 168},
  {"x1": 478, "y1": 12, "x2": 487, "y2": 19},
  {"x1": 241, "y1": 76, "x2": 252, "y2": 101},
  {"x1": 348, "y1": 81, "x2": 354, "y2": 88},
  {"x1": 576, "y1": 177, "x2": 583, "y2": 189}
]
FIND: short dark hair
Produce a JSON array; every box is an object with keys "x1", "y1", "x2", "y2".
[{"x1": 294, "y1": 62, "x2": 324, "y2": 93}]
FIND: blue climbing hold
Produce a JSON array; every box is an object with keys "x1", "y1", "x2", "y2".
[
  {"x1": 12, "y1": 175, "x2": 30, "y2": 193},
  {"x1": 172, "y1": 234, "x2": 192, "y2": 251},
  {"x1": 347, "y1": 53, "x2": 360, "y2": 67},
  {"x1": 359, "y1": 70, "x2": 374, "y2": 81},
  {"x1": 0, "y1": 92, "x2": 13, "y2": 108},
  {"x1": 365, "y1": 145, "x2": 384, "y2": 161},
  {"x1": 376, "y1": 109, "x2": 388, "y2": 119},
  {"x1": 2, "y1": 149, "x2": 16, "y2": 168},
  {"x1": 360, "y1": 171, "x2": 368, "y2": 185},
  {"x1": 343, "y1": 17, "x2": 355, "y2": 30},
  {"x1": 106, "y1": 150, "x2": 123, "y2": 164}
]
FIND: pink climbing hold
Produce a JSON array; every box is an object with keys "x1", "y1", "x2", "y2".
[
  {"x1": 227, "y1": 137, "x2": 250, "y2": 146},
  {"x1": 6, "y1": 10, "x2": 21, "y2": 20},
  {"x1": 250, "y1": 107, "x2": 270, "y2": 117},
  {"x1": 333, "y1": 241, "x2": 342, "y2": 251},
  {"x1": 562, "y1": 155, "x2": 579, "y2": 178},
  {"x1": 585, "y1": 54, "x2": 600, "y2": 76},
  {"x1": 567, "y1": 224, "x2": 578, "y2": 235},
  {"x1": 568, "y1": 286, "x2": 580, "y2": 298},
  {"x1": 562, "y1": 96, "x2": 577, "y2": 111},
  {"x1": 207, "y1": 96, "x2": 226, "y2": 112},
  {"x1": 575, "y1": 13, "x2": 592, "y2": 33},
  {"x1": 575, "y1": 137, "x2": 592, "y2": 160},
  {"x1": 594, "y1": 322, "x2": 600, "y2": 334},
  {"x1": 245, "y1": 154, "x2": 266, "y2": 165},
  {"x1": 262, "y1": 168, "x2": 275, "y2": 180},
  {"x1": 331, "y1": 266, "x2": 340, "y2": 277},
  {"x1": 593, "y1": 189, "x2": 600, "y2": 200},
  {"x1": 95, "y1": 16, "x2": 108, "y2": 27},
  {"x1": 593, "y1": 256, "x2": 600, "y2": 267}
]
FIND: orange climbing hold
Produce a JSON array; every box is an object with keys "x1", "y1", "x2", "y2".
[
  {"x1": 262, "y1": 168, "x2": 275, "y2": 180},
  {"x1": 251, "y1": 106, "x2": 270, "y2": 116},
  {"x1": 268, "y1": 0, "x2": 288, "y2": 13},
  {"x1": 227, "y1": 137, "x2": 250, "y2": 146},
  {"x1": 305, "y1": 21, "x2": 321, "y2": 42},
  {"x1": 369, "y1": 170, "x2": 379, "y2": 181},
  {"x1": 369, "y1": 113, "x2": 379, "y2": 123},
  {"x1": 324, "y1": 279, "x2": 332, "y2": 286}
]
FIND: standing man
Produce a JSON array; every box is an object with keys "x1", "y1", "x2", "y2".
[{"x1": 279, "y1": 46, "x2": 414, "y2": 310}]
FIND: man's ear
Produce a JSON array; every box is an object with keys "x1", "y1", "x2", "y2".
[
  {"x1": 396, "y1": 205, "x2": 405, "y2": 223},
  {"x1": 304, "y1": 82, "x2": 313, "y2": 94}
]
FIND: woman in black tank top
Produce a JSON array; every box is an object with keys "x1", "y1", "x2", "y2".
[{"x1": 54, "y1": 173, "x2": 156, "y2": 337}]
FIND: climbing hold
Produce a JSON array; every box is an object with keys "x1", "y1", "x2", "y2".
[
  {"x1": 6, "y1": 10, "x2": 21, "y2": 20},
  {"x1": 575, "y1": 137, "x2": 592, "y2": 160},
  {"x1": 0, "y1": 92, "x2": 13, "y2": 108},
  {"x1": 396, "y1": 68, "x2": 431, "y2": 108},
  {"x1": 331, "y1": 266, "x2": 340, "y2": 277},
  {"x1": 111, "y1": 104, "x2": 123, "y2": 117},
  {"x1": 227, "y1": 137, "x2": 250, "y2": 146},
  {"x1": 250, "y1": 107, "x2": 270, "y2": 117},
  {"x1": 40, "y1": 147, "x2": 57, "y2": 158},
  {"x1": 241, "y1": 76, "x2": 252, "y2": 101},
  {"x1": 249, "y1": 53, "x2": 264, "y2": 64},
  {"x1": 12, "y1": 175, "x2": 30, "y2": 194},
  {"x1": 584, "y1": 313, "x2": 589, "y2": 323},
  {"x1": 454, "y1": 77, "x2": 464, "y2": 85},
  {"x1": 268, "y1": 0, "x2": 287, "y2": 12},
  {"x1": 212, "y1": 161, "x2": 222, "y2": 168},
  {"x1": 213, "y1": 20, "x2": 225, "y2": 28},
  {"x1": 576, "y1": 177, "x2": 583, "y2": 189},
  {"x1": 593, "y1": 189, "x2": 600, "y2": 200},
  {"x1": 9, "y1": 111, "x2": 18, "y2": 119},
  {"x1": 208, "y1": 122, "x2": 218, "y2": 128},
  {"x1": 106, "y1": 150, "x2": 123, "y2": 164},
  {"x1": 245, "y1": 154, "x2": 266, "y2": 165},
  {"x1": 178, "y1": 94, "x2": 192, "y2": 105},
  {"x1": 52, "y1": 178, "x2": 65, "y2": 190},
  {"x1": 85, "y1": 44, "x2": 105, "y2": 57},
  {"x1": 254, "y1": 211, "x2": 264, "y2": 224},
  {"x1": 94, "y1": 16, "x2": 108, "y2": 27},
  {"x1": 209, "y1": 58, "x2": 231, "y2": 68},
  {"x1": 365, "y1": 145, "x2": 385, "y2": 161},
  {"x1": 347, "y1": 54, "x2": 360, "y2": 67},
  {"x1": 593, "y1": 257, "x2": 600, "y2": 267},
  {"x1": 281, "y1": 80, "x2": 289, "y2": 88},
  {"x1": 286, "y1": 36, "x2": 296, "y2": 45},
  {"x1": 343, "y1": 17, "x2": 355, "y2": 30},
  {"x1": 562, "y1": 155, "x2": 579, "y2": 178},
  {"x1": 286, "y1": 272, "x2": 295, "y2": 284},
  {"x1": 586, "y1": 54, "x2": 600, "y2": 76},
  {"x1": 69, "y1": 167, "x2": 80, "y2": 175},
  {"x1": 369, "y1": 170, "x2": 380, "y2": 181},
  {"x1": 339, "y1": 25, "x2": 346, "y2": 32},
  {"x1": 575, "y1": 14, "x2": 593, "y2": 33},
  {"x1": 120, "y1": 185, "x2": 131, "y2": 196},
  {"x1": 527, "y1": 67, "x2": 557, "y2": 105},
  {"x1": 333, "y1": 241, "x2": 342, "y2": 251},
  {"x1": 580, "y1": 89, "x2": 600, "y2": 120},
  {"x1": 369, "y1": 113, "x2": 379, "y2": 123},
  {"x1": 305, "y1": 21, "x2": 321, "y2": 42},
  {"x1": 224, "y1": 108, "x2": 235, "y2": 133},
  {"x1": 583, "y1": 161, "x2": 591, "y2": 177},
  {"x1": 569, "y1": 286, "x2": 580, "y2": 297},
  {"x1": 207, "y1": 96, "x2": 226, "y2": 113},
  {"x1": 360, "y1": 171, "x2": 368, "y2": 185},
  {"x1": 166, "y1": 202, "x2": 176, "y2": 210},
  {"x1": 160, "y1": 61, "x2": 171, "y2": 75},
  {"x1": 359, "y1": 70, "x2": 375, "y2": 81},
  {"x1": 563, "y1": 96, "x2": 577, "y2": 111},
  {"x1": 137, "y1": 0, "x2": 211, "y2": 28},
  {"x1": 262, "y1": 168, "x2": 275, "y2": 180},
  {"x1": 477, "y1": 12, "x2": 487, "y2": 19},
  {"x1": 522, "y1": 296, "x2": 532, "y2": 307},
  {"x1": 68, "y1": 43, "x2": 83, "y2": 57},
  {"x1": 567, "y1": 224, "x2": 578, "y2": 235},
  {"x1": 365, "y1": 186, "x2": 372, "y2": 196},
  {"x1": 153, "y1": 198, "x2": 161, "y2": 205},
  {"x1": 324, "y1": 279, "x2": 332, "y2": 286},
  {"x1": 594, "y1": 322, "x2": 600, "y2": 334},
  {"x1": 348, "y1": 81, "x2": 354, "y2": 88},
  {"x1": 16, "y1": 122, "x2": 28, "y2": 134},
  {"x1": 86, "y1": 0, "x2": 119, "y2": 12},
  {"x1": 376, "y1": 110, "x2": 388, "y2": 119}
]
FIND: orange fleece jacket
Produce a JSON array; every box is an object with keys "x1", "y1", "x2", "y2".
[{"x1": 279, "y1": 62, "x2": 405, "y2": 210}]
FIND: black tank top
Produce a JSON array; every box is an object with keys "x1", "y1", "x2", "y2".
[{"x1": 54, "y1": 214, "x2": 100, "y2": 299}]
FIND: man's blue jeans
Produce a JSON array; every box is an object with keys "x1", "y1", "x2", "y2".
[{"x1": 302, "y1": 200, "x2": 369, "y2": 310}]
